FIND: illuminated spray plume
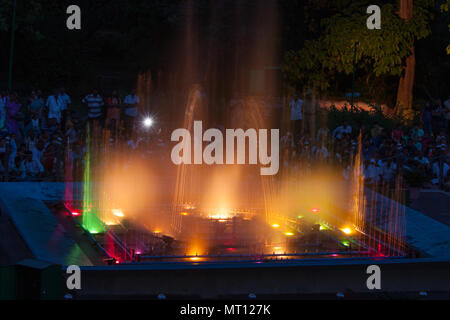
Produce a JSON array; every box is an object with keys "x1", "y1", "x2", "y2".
[
  {"x1": 62, "y1": 0, "x2": 407, "y2": 262},
  {"x1": 170, "y1": 121, "x2": 279, "y2": 176},
  {"x1": 351, "y1": 131, "x2": 366, "y2": 243},
  {"x1": 82, "y1": 125, "x2": 104, "y2": 234}
]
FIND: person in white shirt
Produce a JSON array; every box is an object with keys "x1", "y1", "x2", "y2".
[
  {"x1": 280, "y1": 131, "x2": 294, "y2": 150},
  {"x1": 364, "y1": 159, "x2": 379, "y2": 184},
  {"x1": 65, "y1": 122, "x2": 78, "y2": 144},
  {"x1": 382, "y1": 159, "x2": 397, "y2": 183},
  {"x1": 432, "y1": 160, "x2": 449, "y2": 185},
  {"x1": 290, "y1": 95, "x2": 303, "y2": 137},
  {"x1": 124, "y1": 89, "x2": 140, "y2": 137},
  {"x1": 20, "y1": 151, "x2": 44, "y2": 178},
  {"x1": 342, "y1": 164, "x2": 351, "y2": 180},
  {"x1": 377, "y1": 159, "x2": 386, "y2": 180},
  {"x1": 414, "y1": 153, "x2": 430, "y2": 168},
  {"x1": 316, "y1": 145, "x2": 329, "y2": 161},
  {"x1": 333, "y1": 122, "x2": 352, "y2": 140},
  {"x1": 316, "y1": 125, "x2": 330, "y2": 146},
  {"x1": 46, "y1": 89, "x2": 63, "y2": 125}
]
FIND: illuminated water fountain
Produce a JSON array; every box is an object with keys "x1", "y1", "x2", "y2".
[{"x1": 59, "y1": 0, "x2": 409, "y2": 264}]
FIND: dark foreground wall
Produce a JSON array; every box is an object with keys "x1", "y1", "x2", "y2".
[{"x1": 74, "y1": 259, "x2": 450, "y2": 299}]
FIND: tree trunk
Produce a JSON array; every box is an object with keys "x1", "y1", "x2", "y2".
[{"x1": 396, "y1": 0, "x2": 415, "y2": 116}]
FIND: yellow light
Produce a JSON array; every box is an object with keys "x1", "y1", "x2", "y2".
[
  {"x1": 180, "y1": 212, "x2": 189, "y2": 216},
  {"x1": 112, "y1": 209, "x2": 124, "y2": 217},
  {"x1": 341, "y1": 227, "x2": 353, "y2": 235},
  {"x1": 190, "y1": 257, "x2": 201, "y2": 261},
  {"x1": 284, "y1": 232, "x2": 294, "y2": 237},
  {"x1": 105, "y1": 221, "x2": 118, "y2": 226},
  {"x1": 209, "y1": 207, "x2": 232, "y2": 220},
  {"x1": 154, "y1": 230, "x2": 161, "y2": 234},
  {"x1": 272, "y1": 224, "x2": 280, "y2": 229},
  {"x1": 273, "y1": 246, "x2": 285, "y2": 255},
  {"x1": 184, "y1": 203, "x2": 196, "y2": 210}
]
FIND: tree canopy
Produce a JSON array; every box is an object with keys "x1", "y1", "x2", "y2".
[
  {"x1": 282, "y1": 0, "x2": 437, "y2": 107},
  {"x1": 0, "y1": 0, "x2": 448, "y2": 105}
]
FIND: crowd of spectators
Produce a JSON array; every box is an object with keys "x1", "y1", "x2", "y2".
[
  {"x1": 1, "y1": 86, "x2": 449, "y2": 191},
  {"x1": 282, "y1": 96, "x2": 450, "y2": 189},
  {"x1": 0, "y1": 87, "x2": 153, "y2": 181}
]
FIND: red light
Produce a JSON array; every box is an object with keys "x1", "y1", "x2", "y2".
[
  {"x1": 226, "y1": 248, "x2": 236, "y2": 252},
  {"x1": 71, "y1": 212, "x2": 81, "y2": 217},
  {"x1": 115, "y1": 260, "x2": 120, "y2": 264},
  {"x1": 311, "y1": 208, "x2": 320, "y2": 213}
]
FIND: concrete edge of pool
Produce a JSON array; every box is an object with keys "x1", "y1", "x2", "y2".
[{"x1": 1, "y1": 182, "x2": 450, "y2": 298}]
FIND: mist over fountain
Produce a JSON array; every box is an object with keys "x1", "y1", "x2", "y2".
[{"x1": 62, "y1": 0, "x2": 407, "y2": 264}]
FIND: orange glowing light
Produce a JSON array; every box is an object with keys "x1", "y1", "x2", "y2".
[
  {"x1": 112, "y1": 209, "x2": 124, "y2": 217},
  {"x1": 341, "y1": 227, "x2": 353, "y2": 235},
  {"x1": 272, "y1": 224, "x2": 280, "y2": 229},
  {"x1": 209, "y1": 207, "x2": 232, "y2": 220},
  {"x1": 311, "y1": 208, "x2": 321, "y2": 213},
  {"x1": 184, "y1": 204, "x2": 196, "y2": 210},
  {"x1": 190, "y1": 257, "x2": 201, "y2": 261},
  {"x1": 180, "y1": 212, "x2": 189, "y2": 216},
  {"x1": 284, "y1": 232, "x2": 295, "y2": 237}
]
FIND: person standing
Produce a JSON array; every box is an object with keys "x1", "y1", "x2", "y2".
[
  {"x1": 29, "y1": 91, "x2": 44, "y2": 117},
  {"x1": 289, "y1": 94, "x2": 303, "y2": 139},
  {"x1": 82, "y1": 89, "x2": 104, "y2": 129},
  {"x1": 303, "y1": 89, "x2": 319, "y2": 139},
  {"x1": 123, "y1": 89, "x2": 140, "y2": 138},
  {"x1": 46, "y1": 89, "x2": 63, "y2": 127},
  {"x1": 316, "y1": 124, "x2": 330, "y2": 147},
  {"x1": 6, "y1": 94, "x2": 21, "y2": 136},
  {"x1": 333, "y1": 122, "x2": 352, "y2": 140}
]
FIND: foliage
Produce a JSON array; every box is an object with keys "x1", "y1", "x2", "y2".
[
  {"x1": 0, "y1": 0, "x2": 181, "y2": 90},
  {"x1": 282, "y1": 0, "x2": 436, "y2": 95},
  {"x1": 441, "y1": 0, "x2": 450, "y2": 54},
  {"x1": 0, "y1": 0, "x2": 446, "y2": 97},
  {"x1": 321, "y1": 104, "x2": 400, "y2": 133},
  {"x1": 0, "y1": 0, "x2": 45, "y2": 40}
]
